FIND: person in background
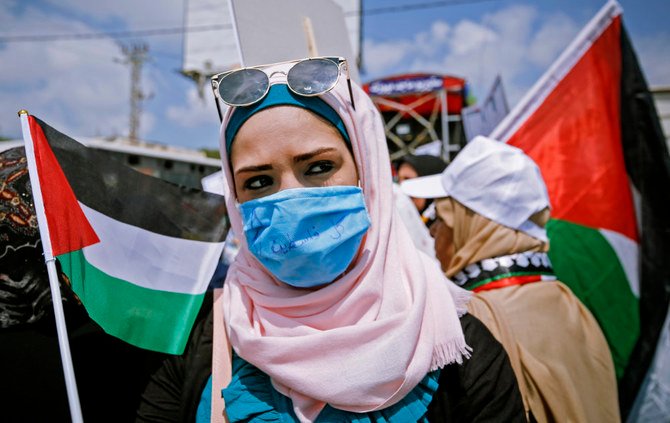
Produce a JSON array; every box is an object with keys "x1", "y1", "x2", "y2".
[
  {"x1": 137, "y1": 57, "x2": 525, "y2": 422},
  {"x1": 395, "y1": 154, "x2": 447, "y2": 222},
  {"x1": 392, "y1": 183, "x2": 436, "y2": 258},
  {"x1": 402, "y1": 136, "x2": 621, "y2": 422}
]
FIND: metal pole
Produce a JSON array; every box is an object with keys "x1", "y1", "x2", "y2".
[{"x1": 439, "y1": 88, "x2": 451, "y2": 162}]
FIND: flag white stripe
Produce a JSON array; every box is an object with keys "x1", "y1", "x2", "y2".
[
  {"x1": 490, "y1": 0, "x2": 622, "y2": 143},
  {"x1": 600, "y1": 228, "x2": 640, "y2": 297},
  {"x1": 80, "y1": 203, "x2": 224, "y2": 295}
]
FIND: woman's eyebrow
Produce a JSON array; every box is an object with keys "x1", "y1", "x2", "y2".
[
  {"x1": 235, "y1": 164, "x2": 273, "y2": 174},
  {"x1": 294, "y1": 148, "x2": 337, "y2": 163}
]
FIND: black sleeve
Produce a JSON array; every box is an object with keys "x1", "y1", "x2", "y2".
[
  {"x1": 426, "y1": 314, "x2": 526, "y2": 423},
  {"x1": 0, "y1": 299, "x2": 169, "y2": 423},
  {"x1": 136, "y1": 292, "x2": 214, "y2": 423},
  {"x1": 134, "y1": 345, "x2": 186, "y2": 422}
]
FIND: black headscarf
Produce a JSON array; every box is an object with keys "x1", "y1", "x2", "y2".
[
  {"x1": 0, "y1": 147, "x2": 73, "y2": 328},
  {"x1": 395, "y1": 154, "x2": 448, "y2": 218},
  {"x1": 396, "y1": 154, "x2": 448, "y2": 178}
]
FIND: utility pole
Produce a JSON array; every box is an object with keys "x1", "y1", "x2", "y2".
[{"x1": 116, "y1": 43, "x2": 150, "y2": 141}]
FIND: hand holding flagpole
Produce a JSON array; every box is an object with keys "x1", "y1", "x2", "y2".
[{"x1": 19, "y1": 110, "x2": 84, "y2": 423}]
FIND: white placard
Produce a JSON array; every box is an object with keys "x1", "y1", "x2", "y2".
[{"x1": 230, "y1": 0, "x2": 360, "y2": 83}]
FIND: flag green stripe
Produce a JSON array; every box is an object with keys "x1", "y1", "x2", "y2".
[
  {"x1": 547, "y1": 218, "x2": 639, "y2": 378},
  {"x1": 59, "y1": 249, "x2": 204, "y2": 354}
]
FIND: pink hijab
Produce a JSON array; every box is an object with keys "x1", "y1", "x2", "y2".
[{"x1": 219, "y1": 62, "x2": 471, "y2": 422}]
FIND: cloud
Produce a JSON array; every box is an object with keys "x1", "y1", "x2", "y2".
[
  {"x1": 166, "y1": 87, "x2": 220, "y2": 128},
  {"x1": 431, "y1": 21, "x2": 450, "y2": 42},
  {"x1": 362, "y1": 38, "x2": 414, "y2": 76},
  {"x1": 527, "y1": 12, "x2": 579, "y2": 67},
  {"x1": 39, "y1": 0, "x2": 187, "y2": 55},
  {"x1": 361, "y1": 4, "x2": 581, "y2": 107},
  {"x1": 447, "y1": 20, "x2": 497, "y2": 55},
  {"x1": 634, "y1": 32, "x2": 670, "y2": 87},
  {"x1": 140, "y1": 109, "x2": 156, "y2": 136},
  {"x1": 0, "y1": 6, "x2": 125, "y2": 137},
  {"x1": 43, "y1": 0, "x2": 183, "y2": 30},
  {"x1": 0, "y1": 2, "x2": 170, "y2": 140},
  {"x1": 366, "y1": 19, "x2": 459, "y2": 76}
]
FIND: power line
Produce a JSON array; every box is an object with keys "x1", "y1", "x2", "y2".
[
  {"x1": 0, "y1": 24, "x2": 229, "y2": 43},
  {"x1": 0, "y1": 0, "x2": 497, "y2": 43},
  {"x1": 354, "y1": 0, "x2": 497, "y2": 17}
]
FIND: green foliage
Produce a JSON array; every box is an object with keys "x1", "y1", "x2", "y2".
[{"x1": 201, "y1": 148, "x2": 220, "y2": 159}]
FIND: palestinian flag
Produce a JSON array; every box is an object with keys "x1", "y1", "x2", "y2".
[
  {"x1": 20, "y1": 115, "x2": 228, "y2": 355},
  {"x1": 490, "y1": 1, "x2": 670, "y2": 416}
]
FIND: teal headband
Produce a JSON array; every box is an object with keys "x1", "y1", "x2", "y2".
[{"x1": 224, "y1": 84, "x2": 350, "y2": 154}]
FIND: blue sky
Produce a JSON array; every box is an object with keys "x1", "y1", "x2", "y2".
[{"x1": 1, "y1": 0, "x2": 668, "y2": 151}]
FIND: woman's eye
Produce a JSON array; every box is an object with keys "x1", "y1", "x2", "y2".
[
  {"x1": 306, "y1": 161, "x2": 334, "y2": 175},
  {"x1": 244, "y1": 175, "x2": 272, "y2": 190}
]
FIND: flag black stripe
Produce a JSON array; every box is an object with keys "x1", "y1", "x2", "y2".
[
  {"x1": 35, "y1": 118, "x2": 229, "y2": 243},
  {"x1": 618, "y1": 27, "x2": 670, "y2": 418}
]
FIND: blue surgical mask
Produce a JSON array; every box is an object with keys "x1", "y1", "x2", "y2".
[{"x1": 238, "y1": 186, "x2": 371, "y2": 288}]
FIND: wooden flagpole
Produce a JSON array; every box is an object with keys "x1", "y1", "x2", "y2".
[{"x1": 302, "y1": 16, "x2": 319, "y2": 57}]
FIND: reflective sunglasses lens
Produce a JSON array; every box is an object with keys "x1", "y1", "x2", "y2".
[
  {"x1": 217, "y1": 68, "x2": 269, "y2": 106},
  {"x1": 287, "y1": 58, "x2": 339, "y2": 96}
]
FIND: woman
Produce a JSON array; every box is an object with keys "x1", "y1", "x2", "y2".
[
  {"x1": 402, "y1": 136, "x2": 621, "y2": 422},
  {"x1": 137, "y1": 58, "x2": 524, "y2": 422},
  {"x1": 395, "y1": 154, "x2": 448, "y2": 218}
]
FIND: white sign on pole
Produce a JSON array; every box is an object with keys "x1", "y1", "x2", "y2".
[
  {"x1": 229, "y1": 0, "x2": 360, "y2": 83},
  {"x1": 182, "y1": 0, "x2": 240, "y2": 77},
  {"x1": 462, "y1": 75, "x2": 509, "y2": 141},
  {"x1": 182, "y1": 0, "x2": 360, "y2": 80},
  {"x1": 414, "y1": 140, "x2": 443, "y2": 157}
]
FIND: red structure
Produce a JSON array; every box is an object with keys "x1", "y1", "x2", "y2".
[{"x1": 363, "y1": 73, "x2": 469, "y2": 161}]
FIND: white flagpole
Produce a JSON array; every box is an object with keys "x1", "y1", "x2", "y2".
[{"x1": 19, "y1": 110, "x2": 84, "y2": 423}]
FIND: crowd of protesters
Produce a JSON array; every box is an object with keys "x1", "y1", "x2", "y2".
[{"x1": 1, "y1": 56, "x2": 627, "y2": 423}]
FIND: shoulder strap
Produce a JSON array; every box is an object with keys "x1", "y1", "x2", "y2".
[{"x1": 211, "y1": 288, "x2": 232, "y2": 423}]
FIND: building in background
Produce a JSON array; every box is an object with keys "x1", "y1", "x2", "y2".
[
  {"x1": 651, "y1": 86, "x2": 670, "y2": 149},
  {"x1": 0, "y1": 137, "x2": 221, "y2": 189}
]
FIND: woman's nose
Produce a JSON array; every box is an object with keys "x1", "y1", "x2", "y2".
[{"x1": 279, "y1": 173, "x2": 305, "y2": 191}]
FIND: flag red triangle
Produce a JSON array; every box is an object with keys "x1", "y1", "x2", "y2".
[
  {"x1": 29, "y1": 116, "x2": 99, "y2": 256},
  {"x1": 505, "y1": 16, "x2": 638, "y2": 242}
]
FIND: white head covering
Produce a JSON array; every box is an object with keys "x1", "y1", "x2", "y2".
[{"x1": 401, "y1": 136, "x2": 551, "y2": 241}]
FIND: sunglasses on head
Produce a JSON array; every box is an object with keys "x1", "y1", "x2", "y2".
[{"x1": 210, "y1": 56, "x2": 356, "y2": 121}]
